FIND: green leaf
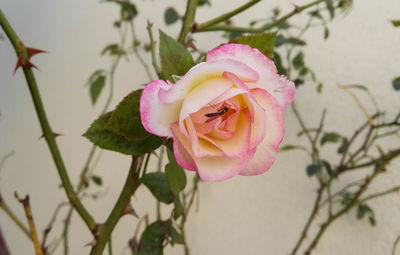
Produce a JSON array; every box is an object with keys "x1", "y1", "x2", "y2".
[
  {"x1": 357, "y1": 204, "x2": 373, "y2": 219},
  {"x1": 320, "y1": 160, "x2": 333, "y2": 176},
  {"x1": 317, "y1": 83, "x2": 323, "y2": 93},
  {"x1": 91, "y1": 175, "x2": 103, "y2": 186},
  {"x1": 172, "y1": 196, "x2": 183, "y2": 220},
  {"x1": 170, "y1": 226, "x2": 184, "y2": 246},
  {"x1": 83, "y1": 113, "x2": 163, "y2": 155},
  {"x1": 137, "y1": 221, "x2": 171, "y2": 255},
  {"x1": 229, "y1": 32, "x2": 276, "y2": 58},
  {"x1": 165, "y1": 148, "x2": 187, "y2": 195},
  {"x1": 164, "y1": 7, "x2": 180, "y2": 25},
  {"x1": 272, "y1": 52, "x2": 287, "y2": 75},
  {"x1": 324, "y1": 0, "x2": 335, "y2": 19},
  {"x1": 159, "y1": 30, "x2": 195, "y2": 81},
  {"x1": 105, "y1": 89, "x2": 151, "y2": 141},
  {"x1": 101, "y1": 44, "x2": 124, "y2": 56},
  {"x1": 292, "y1": 51, "x2": 305, "y2": 70},
  {"x1": 320, "y1": 132, "x2": 341, "y2": 146},
  {"x1": 120, "y1": 2, "x2": 138, "y2": 21},
  {"x1": 392, "y1": 77, "x2": 400, "y2": 91},
  {"x1": 337, "y1": 137, "x2": 348, "y2": 154},
  {"x1": 198, "y1": 0, "x2": 211, "y2": 6},
  {"x1": 275, "y1": 35, "x2": 306, "y2": 47},
  {"x1": 368, "y1": 216, "x2": 376, "y2": 226},
  {"x1": 324, "y1": 27, "x2": 330, "y2": 39},
  {"x1": 391, "y1": 20, "x2": 400, "y2": 27},
  {"x1": 306, "y1": 163, "x2": 322, "y2": 177},
  {"x1": 228, "y1": 31, "x2": 243, "y2": 40},
  {"x1": 280, "y1": 144, "x2": 306, "y2": 152},
  {"x1": 89, "y1": 75, "x2": 106, "y2": 105},
  {"x1": 141, "y1": 172, "x2": 174, "y2": 204}
]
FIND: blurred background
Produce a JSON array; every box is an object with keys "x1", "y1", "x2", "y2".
[{"x1": 1, "y1": 0, "x2": 400, "y2": 254}]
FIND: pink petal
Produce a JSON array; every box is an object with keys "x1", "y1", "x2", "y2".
[
  {"x1": 140, "y1": 80, "x2": 182, "y2": 137},
  {"x1": 206, "y1": 43, "x2": 295, "y2": 110},
  {"x1": 239, "y1": 88, "x2": 284, "y2": 176},
  {"x1": 158, "y1": 59, "x2": 259, "y2": 104}
]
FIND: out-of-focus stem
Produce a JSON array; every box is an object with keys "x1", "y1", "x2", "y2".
[{"x1": 178, "y1": 0, "x2": 199, "y2": 44}]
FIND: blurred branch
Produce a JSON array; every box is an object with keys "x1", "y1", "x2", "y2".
[
  {"x1": 195, "y1": 0, "x2": 325, "y2": 33},
  {"x1": 196, "y1": 0, "x2": 262, "y2": 30},
  {"x1": 14, "y1": 193, "x2": 43, "y2": 255}
]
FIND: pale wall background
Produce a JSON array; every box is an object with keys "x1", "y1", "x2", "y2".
[{"x1": 1, "y1": 0, "x2": 400, "y2": 254}]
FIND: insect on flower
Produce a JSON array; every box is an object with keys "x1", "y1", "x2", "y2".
[{"x1": 204, "y1": 102, "x2": 230, "y2": 123}]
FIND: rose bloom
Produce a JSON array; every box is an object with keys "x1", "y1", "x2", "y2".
[{"x1": 140, "y1": 43, "x2": 295, "y2": 181}]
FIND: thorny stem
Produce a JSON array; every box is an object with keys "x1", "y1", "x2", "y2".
[
  {"x1": 195, "y1": 0, "x2": 325, "y2": 33},
  {"x1": 15, "y1": 194, "x2": 43, "y2": 255},
  {"x1": 178, "y1": 0, "x2": 199, "y2": 44},
  {"x1": 0, "y1": 9, "x2": 96, "y2": 231},
  {"x1": 90, "y1": 156, "x2": 142, "y2": 255},
  {"x1": 196, "y1": 0, "x2": 262, "y2": 30}
]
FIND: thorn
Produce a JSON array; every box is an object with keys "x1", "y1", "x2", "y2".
[
  {"x1": 39, "y1": 133, "x2": 63, "y2": 139},
  {"x1": 13, "y1": 46, "x2": 46, "y2": 74},
  {"x1": 185, "y1": 33, "x2": 198, "y2": 51},
  {"x1": 14, "y1": 56, "x2": 24, "y2": 74},
  {"x1": 84, "y1": 239, "x2": 96, "y2": 248},
  {"x1": 27, "y1": 47, "x2": 47, "y2": 58},
  {"x1": 122, "y1": 203, "x2": 138, "y2": 218}
]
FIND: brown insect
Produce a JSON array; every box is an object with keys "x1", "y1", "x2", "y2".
[{"x1": 204, "y1": 104, "x2": 229, "y2": 123}]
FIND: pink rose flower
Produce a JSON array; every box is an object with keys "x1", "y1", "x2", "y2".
[{"x1": 140, "y1": 43, "x2": 295, "y2": 181}]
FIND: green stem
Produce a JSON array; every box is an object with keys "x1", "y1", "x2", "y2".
[
  {"x1": 90, "y1": 156, "x2": 142, "y2": 255},
  {"x1": 195, "y1": 0, "x2": 324, "y2": 33},
  {"x1": 0, "y1": 196, "x2": 31, "y2": 240},
  {"x1": 0, "y1": 9, "x2": 96, "y2": 231},
  {"x1": 177, "y1": 0, "x2": 199, "y2": 44},
  {"x1": 360, "y1": 185, "x2": 400, "y2": 203},
  {"x1": 108, "y1": 235, "x2": 112, "y2": 255},
  {"x1": 146, "y1": 23, "x2": 162, "y2": 78},
  {"x1": 196, "y1": 0, "x2": 262, "y2": 30}
]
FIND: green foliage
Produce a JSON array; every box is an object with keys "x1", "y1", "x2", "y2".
[
  {"x1": 86, "y1": 70, "x2": 106, "y2": 105},
  {"x1": 141, "y1": 172, "x2": 174, "y2": 204},
  {"x1": 165, "y1": 148, "x2": 187, "y2": 195},
  {"x1": 324, "y1": 0, "x2": 335, "y2": 19},
  {"x1": 317, "y1": 83, "x2": 323, "y2": 93},
  {"x1": 198, "y1": 0, "x2": 211, "y2": 7},
  {"x1": 357, "y1": 204, "x2": 376, "y2": 227},
  {"x1": 101, "y1": 44, "x2": 125, "y2": 56},
  {"x1": 91, "y1": 175, "x2": 103, "y2": 186},
  {"x1": 170, "y1": 226, "x2": 184, "y2": 246},
  {"x1": 337, "y1": 137, "x2": 349, "y2": 154},
  {"x1": 105, "y1": 89, "x2": 150, "y2": 141},
  {"x1": 392, "y1": 77, "x2": 400, "y2": 91},
  {"x1": 229, "y1": 32, "x2": 277, "y2": 58},
  {"x1": 172, "y1": 196, "x2": 184, "y2": 220},
  {"x1": 275, "y1": 35, "x2": 306, "y2": 47},
  {"x1": 120, "y1": 2, "x2": 138, "y2": 21},
  {"x1": 306, "y1": 163, "x2": 323, "y2": 177},
  {"x1": 320, "y1": 132, "x2": 341, "y2": 145},
  {"x1": 292, "y1": 51, "x2": 305, "y2": 70},
  {"x1": 159, "y1": 30, "x2": 195, "y2": 80},
  {"x1": 83, "y1": 112, "x2": 163, "y2": 156},
  {"x1": 164, "y1": 7, "x2": 180, "y2": 25},
  {"x1": 391, "y1": 20, "x2": 400, "y2": 27},
  {"x1": 137, "y1": 220, "x2": 171, "y2": 255},
  {"x1": 280, "y1": 144, "x2": 306, "y2": 152}
]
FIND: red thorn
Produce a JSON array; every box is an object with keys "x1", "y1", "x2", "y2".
[
  {"x1": 26, "y1": 61, "x2": 39, "y2": 71},
  {"x1": 27, "y1": 47, "x2": 47, "y2": 58},
  {"x1": 39, "y1": 133, "x2": 63, "y2": 139},
  {"x1": 14, "y1": 56, "x2": 24, "y2": 74}
]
